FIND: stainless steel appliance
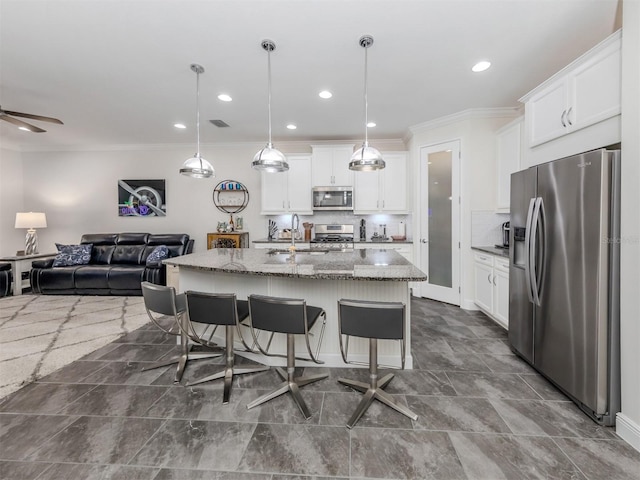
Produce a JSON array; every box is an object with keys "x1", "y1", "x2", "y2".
[
  {"x1": 311, "y1": 224, "x2": 355, "y2": 250},
  {"x1": 509, "y1": 148, "x2": 620, "y2": 426},
  {"x1": 498, "y1": 221, "x2": 510, "y2": 249},
  {"x1": 312, "y1": 187, "x2": 353, "y2": 211}
]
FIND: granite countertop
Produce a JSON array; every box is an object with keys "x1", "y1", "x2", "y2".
[
  {"x1": 252, "y1": 238, "x2": 413, "y2": 245},
  {"x1": 165, "y1": 248, "x2": 427, "y2": 281},
  {"x1": 472, "y1": 245, "x2": 510, "y2": 258}
]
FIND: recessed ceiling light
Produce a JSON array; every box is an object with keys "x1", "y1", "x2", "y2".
[
  {"x1": 217, "y1": 94, "x2": 232, "y2": 102},
  {"x1": 18, "y1": 126, "x2": 30, "y2": 131},
  {"x1": 367, "y1": 122, "x2": 376, "y2": 128},
  {"x1": 472, "y1": 61, "x2": 491, "y2": 73},
  {"x1": 174, "y1": 123, "x2": 186, "y2": 129},
  {"x1": 319, "y1": 90, "x2": 333, "y2": 99},
  {"x1": 286, "y1": 124, "x2": 297, "y2": 130}
]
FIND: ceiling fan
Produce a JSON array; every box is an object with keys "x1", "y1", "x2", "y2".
[{"x1": 0, "y1": 105, "x2": 63, "y2": 133}]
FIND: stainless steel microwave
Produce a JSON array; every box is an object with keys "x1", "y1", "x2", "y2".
[{"x1": 312, "y1": 186, "x2": 353, "y2": 211}]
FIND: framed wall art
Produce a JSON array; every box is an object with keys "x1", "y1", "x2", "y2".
[{"x1": 118, "y1": 179, "x2": 166, "y2": 217}]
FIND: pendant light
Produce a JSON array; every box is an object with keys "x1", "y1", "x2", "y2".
[
  {"x1": 180, "y1": 63, "x2": 215, "y2": 178},
  {"x1": 252, "y1": 39, "x2": 289, "y2": 173},
  {"x1": 349, "y1": 35, "x2": 385, "y2": 172}
]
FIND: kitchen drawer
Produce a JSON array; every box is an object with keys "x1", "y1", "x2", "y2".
[
  {"x1": 474, "y1": 252, "x2": 494, "y2": 267},
  {"x1": 494, "y1": 257, "x2": 509, "y2": 272}
]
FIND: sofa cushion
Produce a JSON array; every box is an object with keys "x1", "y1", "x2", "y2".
[
  {"x1": 74, "y1": 266, "x2": 111, "y2": 289},
  {"x1": 116, "y1": 233, "x2": 150, "y2": 245},
  {"x1": 53, "y1": 244, "x2": 93, "y2": 267},
  {"x1": 38, "y1": 266, "x2": 79, "y2": 290},
  {"x1": 90, "y1": 245, "x2": 115, "y2": 264},
  {"x1": 111, "y1": 245, "x2": 145, "y2": 265},
  {"x1": 146, "y1": 245, "x2": 169, "y2": 266},
  {"x1": 108, "y1": 266, "x2": 146, "y2": 290}
]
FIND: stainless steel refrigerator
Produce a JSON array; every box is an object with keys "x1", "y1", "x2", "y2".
[{"x1": 509, "y1": 148, "x2": 620, "y2": 426}]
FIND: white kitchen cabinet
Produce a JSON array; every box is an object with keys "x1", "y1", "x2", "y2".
[
  {"x1": 261, "y1": 155, "x2": 312, "y2": 214},
  {"x1": 496, "y1": 117, "x2": 522, "y2": 211},
  {"x1": 354, "y1": 153, "x2": 408, "y2": 213},
  {"x1": 522, "y1": 30, "x2": 621, "y2": 148},
  {"x1": 473, "y1": 251, "x2": 509, "y2": 329},
  {"x1": 311, "y1": 145, "x2": 354, "y2": 186}
]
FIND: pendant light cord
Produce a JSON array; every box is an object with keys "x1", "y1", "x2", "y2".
[
  {"x1": 364, "y1": 44, "x2": 369, "y2": 145},
  {"x1": 267, "y1": 47, "x2": 273, "y2": 146},
  {"x1": 195, "y1": 69, "x2": 201, "y2": 158}
]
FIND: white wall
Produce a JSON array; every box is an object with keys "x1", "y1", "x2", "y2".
[
  {"x1": 618, "y1": 0, "x2": 640, "y2": 452},
  {"x1": 0, "y1": 146, "x2": 25, "y2": 255},
  {"x1": 407, "y1": 109, "x2": 519, "y2": 309}
]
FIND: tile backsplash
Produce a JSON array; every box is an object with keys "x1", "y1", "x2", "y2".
[{"x1": 471, "y1": 210, "x2": 510, "y2": 246}]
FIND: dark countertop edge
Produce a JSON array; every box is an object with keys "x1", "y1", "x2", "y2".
[
  {"x1": 471, "y1": 245, "x2": 510, "y2": 258},
  {"x1": 252, "y1": 238, "x2": 414, "y2": 245},
  {"x1": 170, "y1": 263, "x2": 426, "y2": 282}
]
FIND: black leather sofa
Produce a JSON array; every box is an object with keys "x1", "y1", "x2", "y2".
[
  {"x1": 30, "y1": 233, "x2": 193, "y2": 296},
  {"x1": 0, "y1": 263, "x2": 12, "y2": 297}
]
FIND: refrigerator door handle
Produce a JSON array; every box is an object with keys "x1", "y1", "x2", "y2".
[
  {"x1": 530, "y1": 197, "x2": 544, "y2": 306},
  {"x1": 524, "y1": 198, "x2": 536, "y2": 303}
]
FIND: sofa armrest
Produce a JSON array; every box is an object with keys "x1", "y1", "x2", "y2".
[
  {"x1": 32, "y1": 258, "x2": 55, "y2": 269},
  {"x1": 144, "y1": 264, "x2": 165, "y2": 285}
]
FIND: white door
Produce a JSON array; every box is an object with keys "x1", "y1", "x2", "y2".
[{"x1": 418, "y1": 141, "x2": 460, "y2": 305}]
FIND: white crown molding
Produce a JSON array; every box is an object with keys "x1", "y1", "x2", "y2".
[{"x1": 407, "y1": 107, "x2": 521, "y2": 138}]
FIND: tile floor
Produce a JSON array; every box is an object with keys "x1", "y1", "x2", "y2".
[{"x1": 1, "y1": 297, "x2": 639, "y2": 479}]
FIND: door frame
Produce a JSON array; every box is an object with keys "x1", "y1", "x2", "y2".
[{"x1": 415, "y1": 139, "x2": 461, "y2": 305}]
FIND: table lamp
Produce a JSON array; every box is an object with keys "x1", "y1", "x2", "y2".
[{"x1": 15, "y1": 212, "x2": 47, "y2": 255}]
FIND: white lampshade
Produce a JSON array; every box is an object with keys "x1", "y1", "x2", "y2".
[
  {"x1": 15, "y1": 212, "x2": 47, "y2": 229},
  {"x1": 349, "y1": 142, "x2": 385, "y2": 171},
  {"x1": 252, "y1": 143, "x2": 289, "y2": 172},
  {"x1": 180, "y1": 154, "x2": 215, "y2": 178}
]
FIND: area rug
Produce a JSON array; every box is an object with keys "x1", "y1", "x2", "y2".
[{"x1": 0, "y1": 294, "x2": 151, "y2": 399}]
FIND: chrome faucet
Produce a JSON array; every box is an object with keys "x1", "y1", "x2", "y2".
[{"x1": 291, "y1": 213, "x2": 299, "y2": 250}]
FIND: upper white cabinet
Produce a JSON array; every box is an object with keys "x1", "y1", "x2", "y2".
[
  {"x1": 311, "y1": 145, "x2": 354, "y2": 186},
  {"x1": 354, "y1": 153, "x2": 408, "y2": 214},
  {"x1": 261, "y1": 155, "x2": 313, "y2": 215},
  {"x1": 521, "y1": 30, "x2": 621, "y2": 148},
  {"x1": 496, "y1": 117, "x2": 523, "y2": 211}
]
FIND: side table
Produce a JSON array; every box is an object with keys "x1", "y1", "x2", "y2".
[
  {"x1": 207, "y1": 232, "x2": 249, "y2": 249},
  {"x1": 0, "y1": 252, "x2": 57, "y2": 295}
]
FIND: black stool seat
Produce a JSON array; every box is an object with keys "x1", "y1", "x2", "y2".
[
  {"x1": 140, "y1": 282, "x2": 222, "y2": 383},
  {"x1": 183, "y1": 291, "x2": 269, "y2": 404},
  {"x1": 0, "y1": 262, "x2": 12, "y2": 297},
  {"x1": 337, "y1": 298, "x2": 418, "y2": 429},
  {"x1": 246, "y1": 294, "x2": 328, "y2": 419}
]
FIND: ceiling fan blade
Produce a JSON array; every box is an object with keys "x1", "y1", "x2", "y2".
[
  {"x1": 3, "y1": 109, "x2": 63, "y2": 124},
  {"x1": 0, "y1": 114, "x2": 47, "y2": 132}
]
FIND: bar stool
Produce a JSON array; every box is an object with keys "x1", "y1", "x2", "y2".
[
  {"x1": 140, "y1": 282, "x2": 221, "y2": 383},
  {"x1": 0, "y1": 263, "x2": 11, "y2": 297},
  {"x1": 183, "y1": 291, "x2": 269, "y2": 403},
  {"x1": 246, "y1": 294, "x2": 328, "y2": 419},
  {"x1": 337, "y1": 298, "x2": 418, "y2": 429}
]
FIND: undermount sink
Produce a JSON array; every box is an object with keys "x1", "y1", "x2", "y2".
[{"x1": 267, "y1": 249, "x2": 328, "y2": 255}]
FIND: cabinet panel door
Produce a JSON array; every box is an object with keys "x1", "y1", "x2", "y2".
[
  {"x1": 261, "y1": 170, "x2": 288, "y2": 213},
  {"x1": 354, "y1": 170, "x2": 380, "y2": 212},
  {"x1": 474, "y1": 262, "x2": 493, "y2": 312},
  {"x1": 287, "y1": 156, "x2": 312, "y2": 213},
  {"x1": 311, "y1": 148, "x2": 333, "y2": 185},
  {"x1": 528, "y1": 78, "x2": 568, "y2": 147},
  {"x1": 493, "y1": 269, "x2": 509, "y2": 329},
  {"x1": 496, "y1": 120, "x2": 522, "y2": 210},
  {"x1": 332, "y1": 146, "x2": 355, "y2": 186},
  {"x1": 381, "y1": 154, "x2": 407, "y2": 212},
  {"x1": 570, "y1": 43, "x2": 621, "y2": 131}
]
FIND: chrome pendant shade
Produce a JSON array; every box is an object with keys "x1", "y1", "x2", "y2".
[
  {"x1": 252, "y1": 40, "x2": 288, "y2": 173},
  {"x1": 180, "y1": 63, "x2": 215, "y2": 179},
  {"x1": 350, "y1": 35, "x2": 385, "y2": 171}
]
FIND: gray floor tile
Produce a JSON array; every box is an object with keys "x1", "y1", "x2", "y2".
[
  {"x1": 554, "y1": 437, "x2": 640, "y2": 480},
  {"x1": 0, "y1": 414, "x2": 78, "y2": 460},
  {"x1": 27, "y1": 415, "x2": 163, "y2": 464},
  {"x1": 0, "y1": 460, "x2": 52, "y2": 480},
  {"x1": 131, "y1": 419, "x2": 257, "y2": 471},
  {"x1": 413, "y1": 350, "x2": 492, "y2": 373},
  {"x1": 93, "y1": 343, "x2": 178, "y2": 362},
  {"x1": 237, "y1": 423, "x2": 350, "y2": 477},
  {"x1": 446, "y1": 371, "x2": 541, "y2": 399},
  {"x1": 0, "y1": 383, "x2": 96, "y2": 414},
  {"x1": 445, "y1": 337, "x2": 512, "y2": 355},
  {"x1": 383, "y1": 369, "x2": 458, "y2": 396},
  {"x1": 113, "y1": 329, "x2": 176, "y2": 344},
  {"x1": 60, "y1": 384, "x2": 170, "y2": 416},
  {"x1": 36, "y1": 360, "x2": 107, "y2": 383},
  {"x1": 153, "y1": 470, "x2": 272, "y2": 480},
  {"x1": 37, "y1": 463, "x2": 160, "y2": 480},
  {"x1": 320, "y1": 391, "x2": 414, "y2": 428},
  {"x1": 449, "y1": 432, "x2": 587, "y2": 479},
  {"x1": 519, "y1": 373, "x2": 569, "y2": 401},
  {"x1": 407, "y1": 395, "x2": 512, "y2": 433},
  {"x1": 490, "y1": 399, "x2": 618, "y2": 439},
  {"x1": 480, "y1": 353, "x2": 537, "y2": 374},
  {"x1": 81, "y1": 360, "x2": 171, "y2": 385},
  {"x1": 350, "y1": 428, "x2": 467, "y2": 479}
]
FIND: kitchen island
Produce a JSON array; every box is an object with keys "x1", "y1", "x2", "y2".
[{"x1": 164, "y1": 248, "x2": 426, "y2": 368}]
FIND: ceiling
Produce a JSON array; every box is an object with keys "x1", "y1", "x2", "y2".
[{"x1": 0, "y1": 0, "x2": 621, "y2": 150}]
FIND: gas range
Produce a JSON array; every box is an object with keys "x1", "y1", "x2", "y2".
[{"x1": 311, "y1": 224, "x2": 355, "y2": 250}]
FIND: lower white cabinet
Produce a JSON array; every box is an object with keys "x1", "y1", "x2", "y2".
[{"x1": 473, "y1": 252, "x2": 509, "y2": 329}]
